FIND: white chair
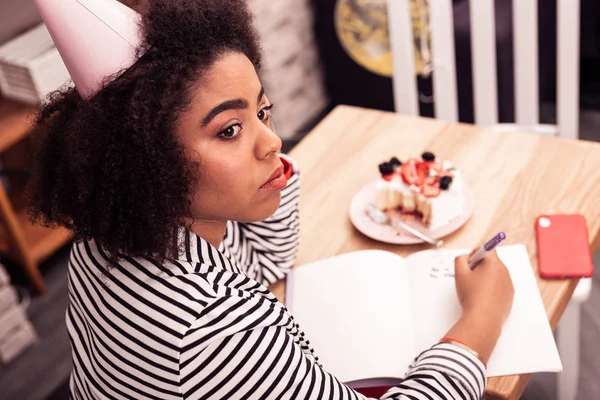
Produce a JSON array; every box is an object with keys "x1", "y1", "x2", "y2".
[
  {"x1": 386, "y1": 1, "x2": 590, "y2": 399},
  {"x1": 557, "y1": 278, "x2": 592, "y2": 400}
]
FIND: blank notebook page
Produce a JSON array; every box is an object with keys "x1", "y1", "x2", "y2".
[
  {"x1": 406, "y1": 245, "x2": 563, "y2": 377},
  {"x1": 288, "y1": 250, "x2": 415, "y2": 383}
]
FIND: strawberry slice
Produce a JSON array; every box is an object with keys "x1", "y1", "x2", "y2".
[
  {"x1": 416, "y1": 161, "x2": 429, "y2": 183},
  {"x1": 382, "y1": 174, "x2": 394, "y2": 182},
  {"x1": 422, "y1": 183, "x2": 441, "y2": 198},
  {"x1": 424, "y1": 176, "x2": 438, "y2": 186},
  {"x1": 401, "y1": 159, "x2": 421, "y2": 185}
]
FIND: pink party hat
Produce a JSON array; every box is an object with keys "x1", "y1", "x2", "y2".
[{"x1": 33, "y1": 0, "x2": 142, "y2": 99}]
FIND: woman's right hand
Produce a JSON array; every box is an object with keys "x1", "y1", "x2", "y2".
[
  {"x1": 454, "y1": 249, "x2": 514, "y2": 324},
  {"x1": 443, "y1": 249, "x2": 514, "y2": 364}
]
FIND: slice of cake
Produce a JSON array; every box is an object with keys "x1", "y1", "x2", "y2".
[{"x1": 375, "y1": 152, "x2": 465, "y2": 230}]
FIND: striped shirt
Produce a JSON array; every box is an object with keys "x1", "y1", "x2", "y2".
[{"x1": 66, "y1": 156, "x2": 486, "y2": 399}]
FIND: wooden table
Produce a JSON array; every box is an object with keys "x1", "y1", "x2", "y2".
[{"x1": 269, "y1": 105, "x2": 600, "y2": 400}]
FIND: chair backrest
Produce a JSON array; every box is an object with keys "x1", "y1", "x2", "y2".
[{"x1": 387, "y1": 0, "x2": 581, "y2": 140}]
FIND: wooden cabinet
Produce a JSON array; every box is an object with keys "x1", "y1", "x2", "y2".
[{"x1": 0, "y1": 97, "x2": 71, "y2": 294}]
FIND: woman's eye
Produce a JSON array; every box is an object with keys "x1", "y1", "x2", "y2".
[
  {"x1": 258, "y1": 104, "x2": 274, "y2": 122},
  {"x1": 219, "y1": 124, "x2": 242, "y2": 139}
]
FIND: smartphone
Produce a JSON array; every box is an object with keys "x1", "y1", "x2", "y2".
[{"x1": 536, "y1": 214, "x2": 594, "y2": 279}]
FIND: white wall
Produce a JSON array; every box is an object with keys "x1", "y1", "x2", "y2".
[{"x1": 0, "y1": 0, "x2": 41, "y2": 44}]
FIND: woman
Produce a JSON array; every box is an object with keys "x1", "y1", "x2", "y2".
[{"x1": 30, "y1": 0, "x2": 513, "y2": 399}]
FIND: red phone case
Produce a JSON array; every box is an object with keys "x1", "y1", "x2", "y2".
[{"x1": 536, "y1": 214, "x2": 594, "y2": 279}]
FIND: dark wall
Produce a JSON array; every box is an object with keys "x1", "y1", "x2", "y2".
[
  {"x1": 310, "y1": 0, "x2": 563, "y2": 123},
  {"x1": 310, "y1": 0, "x2": 395, "y2": 113}
]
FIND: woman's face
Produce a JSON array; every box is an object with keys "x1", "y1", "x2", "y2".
[{"x1": 177, "y1": 52, "x2": 285, "y2": 223}]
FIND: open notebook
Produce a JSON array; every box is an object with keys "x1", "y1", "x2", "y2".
[{"x1": 286, "y1": 245, "x2": 562, "y2": 388}]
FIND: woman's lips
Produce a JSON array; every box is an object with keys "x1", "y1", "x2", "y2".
[{"x1": 261, "y1": 165, "x2": 287, "y2": 191}]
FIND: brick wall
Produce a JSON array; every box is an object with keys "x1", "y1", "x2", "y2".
[{"x1": 248, "y1": 0, "x2": 329, "y2": 139}]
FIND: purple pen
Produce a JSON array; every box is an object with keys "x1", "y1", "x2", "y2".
[{"x1": 468, "y1": 232, "x2": 507, "y2": 269}]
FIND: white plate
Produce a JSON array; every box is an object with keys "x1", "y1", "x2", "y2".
[{"x1": 349, "y1": 180, "x2": 475, "y2": 245}]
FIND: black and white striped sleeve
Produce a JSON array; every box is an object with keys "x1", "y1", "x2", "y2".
[
  {"x1": 384, "y1": 342, "x2": 487, "y2": 400},
  {"x1": 222, "y1": 154, "x2": 300, "y2": 286},
  {"x1": 178, "y1": 297, "x2": 486, "y2": 400}
]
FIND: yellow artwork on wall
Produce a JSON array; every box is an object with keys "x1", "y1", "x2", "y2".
[{"x1": 334, "y1": 0, "x2": 432, "y2": 78}]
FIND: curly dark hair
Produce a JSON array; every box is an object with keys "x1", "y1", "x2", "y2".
[{"x1": 29, "y1": 0, "x2": 262, "y2": 261}]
